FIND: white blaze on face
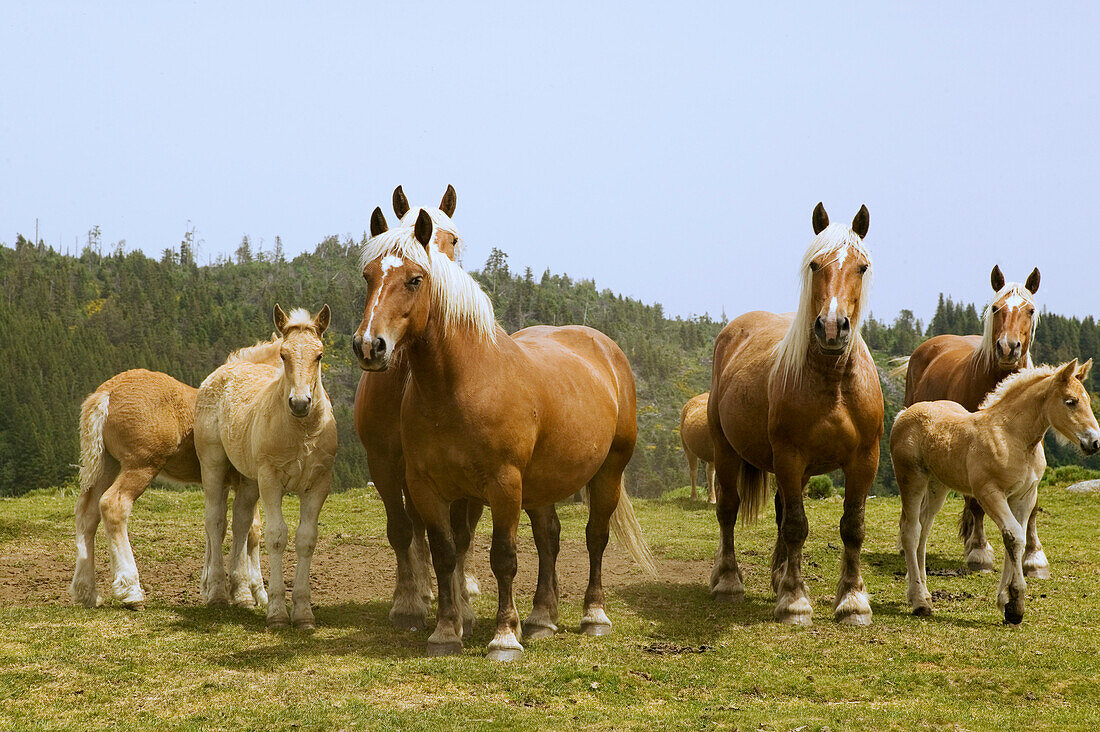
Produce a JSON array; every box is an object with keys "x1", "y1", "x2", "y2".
[
  {"x1": 1002, "y1": 291, "x2": 1027, "y2": 311},
  {"x1": 828, "y1": 296, "x2": 838, "y2": 320},
  {"x1": 835, "y1": 245, "x2": 849, "y2": 269},
  {"x1": 364, "y1": 255, "x2": 406, "y2": 339}
]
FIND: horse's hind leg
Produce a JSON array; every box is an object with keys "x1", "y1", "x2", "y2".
[
  {"x1": 710, "y1": 440, "x2": 747, "y2": 601},
  {"x1": 686, "y1": 451, "x2": 700, "y2": 501},
  {"x1": 896, "y1": 463, "x2": 932, "y2": 615},
  {"x1": 378, "y1": 472, "x2": 430, "y2": 630},
  {"x1": 705, "y1": 463, "x2": 717, "y2": 505},
  {"x1": 1023, "y1": 502, "x2": 1049, "y2": 579},
  {"x1": 463, "y1": 500, "x2": 484, "y2": 598},
  {"x1": 580, "y1": 460, "x2": 625, "y2": 637},
  {"x1": 834, "y1": 454, "x2": 876, "y2": 626},
  {"x1": 247, "y1": 503, "x2": 268, "y2": 606},
  {"x1": 228, "y1": 479, "x2": 260, "y2": 607},
  {"x1": 449, "y1": 499, "x2": 477, "y2": 635},
  {"x1": 71, "y1": 456, "x2": 118, "y2": 608},
  {"x1": 99, "y1": 464, "x2": 159, "y2": 609},
  {"x1": 961, "y1": 496, "x2": 996, "y2": 573},
  {"x1": 522, "y1": 504, "x2": 561, "y2": 640},
  {"x1": 917, "y1": 482, "x2": 949, "y2": 587}
]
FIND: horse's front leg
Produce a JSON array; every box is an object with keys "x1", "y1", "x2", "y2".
[
  {"x1": 772, "y1": 455, "x2": 812, "y2": 625},
  {"x1": 976, "y1": 486, "x2": 1028, "y2": 625},
  {"x1": 522, "y1": 504, "x2": 561, "y2": 639},
  {"x1": 709, "y1": 438, "x2": 747, "y2": 601},
  {"x1": 258, "y1": 472, "x2": 289, "y2": 628},
  {"x1": 486, "y1": 469, "x2": 524, "y2": 661},
  {"x1": 1022, "y1": 502, "x2": 1049, "y2": 578},
  {"x1": 200, "y1": 460, "x2": 232, "y2": 606},
  {"x1": 413, "y1": 487, "x2": 463, "y2": 656},
  {"x1": 962, "y1": 497, "x2": 996, "y2": 573},
  {"x1": 291, "y1": 479, "x2": 330, "y2": 629},
  {"x1": 835, "y1": 453, "x2": 877, "y2": 625}
]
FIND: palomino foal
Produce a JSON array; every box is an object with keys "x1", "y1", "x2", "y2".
[
  {"x1": 680, "y1": 393, "x2": 717, "y2": 504},
  {"x1": 196, "y1": 306, "x2": 337, "y2": 629},
  {"x1": 356, "y1": 209, "x2": 655, "y2": 660},
  {"x1": 892, "y1": 359, "x2": 1099, "y2": 624},
  {"x1": 896, "y1": 266, "x2": 1044, "y2": 575},
  {"x1": 710, "y1": 203, "x2": 883, "y2": 626},
  {"x1": 71, "y1": 369, "x2": 265, "y2": 609},
  {"x1": 352, "y1": 185, "x2": 483, "y2": 631}
]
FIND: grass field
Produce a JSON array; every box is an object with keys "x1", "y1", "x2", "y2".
[{"x1": 2, "y1": 480, "x2": 1099, "y2": 731}]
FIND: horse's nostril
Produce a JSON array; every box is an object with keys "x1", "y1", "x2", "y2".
[
  {"x1": 352, "y1": 335, "x2": 364, "y2": 359},
  {"x1": 372, "y1": 336, "x2": 387, "y2": 355},
  {"x1": 839, "y1": 317, "x2": 851, "y2": 334}
]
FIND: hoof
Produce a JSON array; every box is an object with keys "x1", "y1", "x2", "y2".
[
  {"x1": 836, "y1": 611, "x2": 872, "y2": 626},
  {"x1": 293, "y1": 619, "x2": 316, "y2": 631},
  {"x1": 522, "y1": 622, "x2": 558, "y2": 640},
  {"x1": 392, "y1": 613, "x2": 427, "y2": 632},
  {"x1": 1003, "y1": 610, "x2": 1024, "y2": 626},
  {"x1": 776, "y1": 612, "x2": 813, "y2": 626},
  {"x1": 967, "y1": 561, "x2": 994, "y2": 574},
  {"x1": 231, "y1": 595, "x2": 256, "y2": 609},
  {"x1": 427, "y1": 641, "x2": 463, "y2": 657},
  {"x1": 912, "y1": 606, "x2": 933, "y2": 617},
  {"x1": 267, "y1": 617, "x2": 290, "y2": 630},
  {"x1": 581, "y1": 622, "x2": 613, "y2": 637},
  {"x1": 711, "y1": 589, "x2": 745, "y2": 604},
  {"x1": 122, "y1": 600, "x2": 145, "y2": 611},
  {"x1": 486, "y1": 647, "x2": 523, "y2": 662},
  {"x1": 1025, "y1": 566, "x2": 1051, "y2": 580}
]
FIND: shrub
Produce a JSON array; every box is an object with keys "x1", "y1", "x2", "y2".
[{"x1": 806, "y1": 475, "x2": 835, "y2": 499}]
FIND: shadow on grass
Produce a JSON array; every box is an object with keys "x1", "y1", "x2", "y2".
[
  {"x1": 661, "y1": 495, "x2": 717, "y2": 513},
  {"x1": 870, "y1": 597, "x2": 989, "y2": 629},
  {"x1": 616, "y1": 579, "x2": 776, "y2": 639},
  {"x1": 863, "y1": 550, "x2": 970, "y2": 578}
]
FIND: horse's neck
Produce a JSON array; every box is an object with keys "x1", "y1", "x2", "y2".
[
  {"x1": 800, "y1": 338, "x2": 870, "y2": 389},
  {"x1": 406, "y1": 319, "x2": 501, "y2": 402},
  {"x1": 964, "y1": 349, "x2": 1019, "y2": 404},
  {"x1": 255, "y1": 372, "x2": 329, "y2": 441},
  {"x1": 982, "y1": 379, "x2": 1051, "y2": 449}
]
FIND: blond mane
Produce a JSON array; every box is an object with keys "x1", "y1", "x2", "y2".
[
  {"x1": 978, "y1": 364, "x2": 1057, "y2": 411},
  {"x1": 771, "y1": 223, "x2": 873, "y2": 387},
  {"x1": 227, "y1": 337, "x2": 283, "y2": 366},
  {"x1": 358, "y1": 219, "x2": 499, "y2": 344},
  {"x1": 398, "y1": 207, "x2": 467, "y2": 261},
  {"x1": 976, "y1": 283, "x2": 1039, "y2": 370}
]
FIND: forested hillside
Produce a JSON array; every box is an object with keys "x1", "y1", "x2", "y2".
[{"x1": 1, "y1": 233, "x2": 1098, "y2": 498}]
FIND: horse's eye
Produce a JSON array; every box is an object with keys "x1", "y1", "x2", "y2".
[
  {"x1": 407, "y1": 276, "x2": 423, "y2": 290},
  {"x1": 809, "y1": 262, "x2": 820, "y2": 273},
  {"x1": 1066, "y1": 398, "x2": 1079, "y2": 408},
  {"x1": 315, "y1": 354, "x2": 322, "y2": 362},
  {"x1": 859, "y1": 264, "x2": 869, "y2": 274},
  {"x1": 1028, "y1": 308, "x2": 1035, "y2": 316}
]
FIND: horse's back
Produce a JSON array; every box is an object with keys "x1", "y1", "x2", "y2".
[
  {"x1": 891, "y1": 400, "x2": 974, "y2": 489},
  {"x1": 905, "y1": 334, "x2": 981, "y2": 407},
  {"x1": 680, "y1": 393, "x2": 714, "y2": 464},
  {"x1": 94, "y1": 369, "x2": 201, "y2": 479}
]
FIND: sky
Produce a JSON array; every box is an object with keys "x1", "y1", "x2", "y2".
[{"x1": 3, "y1": 2, "x2": 1098, "y2": 325}]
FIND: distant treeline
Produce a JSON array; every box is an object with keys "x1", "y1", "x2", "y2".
[{"x1": 1, "y1": 233, "x2": 1097, "y2": 497}]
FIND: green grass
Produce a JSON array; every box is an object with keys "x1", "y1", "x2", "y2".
[{"x1": 2, "y1": 482, "x2": 1100, "y2": 730}]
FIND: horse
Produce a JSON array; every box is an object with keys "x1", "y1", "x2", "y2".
[
  {"x1": 70, "y1": 369, "x2": 265, "y2": 610},
  {"x1": 195, "y1": 305, "x2": 337, "y2": 629},
  {"x1": 679, "y1": 392, "x2": 717, "y2": 503},
  {"x1": 354, "y1": 207, "x2": 655, "y2": 660},
  {"x1": 891, "y1": 359, "x2": 1099, "y2": 624},
  {"x1": 709, "y1": 203, "x2": 883, "y2": 626},
  {"x1": 892, "y1": 267, "x2": 1043, "y2": 575},
  {"x1": 352, "y1": 185, "x2": 483, "y2": 631}
]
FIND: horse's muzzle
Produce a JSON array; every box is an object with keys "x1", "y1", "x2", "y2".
[
  {"x1": 288, "y1": 396, "x2": 311, "y2": 418},
  {"x1": 814, "y1": 315, "x2": 850, "y2": 355},
  {"x1": 352, "y1": 334, "x2": 391, "y2": 371},
  {"x1": 1080, "y1": 431, "x2": 1100, "y2": 455}
]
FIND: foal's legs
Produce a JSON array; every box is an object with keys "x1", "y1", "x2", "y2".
[
  {"x1": 917, "y1": 482, "x2": 949, "y2": 587},
  {"x1": 978, "y1": 487, "x2": 1029, "y2": 625},
  {"x1": 71, "y1": 457, "x2": 118, "y2": 608},
  {"x1": 896, "y1": 464, "x2": 933, "y2": 615},
  {"x1": 705, "y1": 463, "x2": 717, "y2": 505},
  {"x1": 962, "y1": 497, "x2": 996, "y2": 573},
  {"x1": 709, "y1": 440, "x2": 747, "y2": 601},
  {"x1": 227, "y1": 479, "x2": 260, "y2": 607},
  {"x1": 200, "y1": 459, "x2": 232, "y2": 605},
  {"x1": 247, "y1": 504, "x2": 268, "y2": 606},
  {"x1": 100, "y1": 464, "x2": 160, "y2": 608},
  {"x1": 1022, "y1": 502, "x2": 1049, "y2": 578},
  {"x1": 834, "y1": 455, "x2": 876, "y2": 625},
  {"x1": 772, "y1": 455, "x2": 812, "y2": 625},
  {"x1": 257, "y1": 473, "x2": 290, "y2": 628},
  {"x1": 522, "y1": 504, "x2": 561, "y2": 639},
  {"x1": 686, "y1": 450, "x2": 700, "y2": 501},
  {"x1": 291, "y1": 481, "x2": 330, "y2": 629}
]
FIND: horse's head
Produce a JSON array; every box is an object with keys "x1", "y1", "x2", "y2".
[
  {"x1": 806, "y1": 203, "x2": 871, "y2": 356},
  {"x1": 353, "y1": 209, "x2": 438, "y2": 371},
  {"x1": 272, "y1": 303, "x2": 330, "y2": 418},
  {"x1": 986, "y1": 266, "x2": 1040, "y2": 369},
  {"x1": 1046, "y1": 359, "x2": 1100, "y2": 455},
  {"x1": 392, "y1": 184, "x2": 461, "y2": 260}
]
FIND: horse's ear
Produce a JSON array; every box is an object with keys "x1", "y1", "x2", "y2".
[
  {"x1": 414, "y1": 209, "x2": 434, "y2": 250},
  {"x1": 1057, "y1": 358, "x2": 1079, "y2": 383},
  {"x1": 370, "y1": 207, "x2": 388, "y2": 237},
  {"x1": 851, "y1": 205, "x2": 870, "y2": 239},
  {"x1": 812, "y1": 202, "x2": 829, "y2": 235},
  {"x1": 440, "y1": 184, "x2": 457, "y2": 217},
  {"x1": 314, "y1": 304, "x2": 331, "y2": 336},
  {"x1": 1025, "y1": 267, "x2": 1041, "y2": 294},
  {"x1": 1077, "y1": 358, "x2": 1093, "y2": 380},
  {"x1": 991, "y1": 265, "x2": 1005, "y2": 292},
  {"x1": 392, "y1": 186, "x2": 410, "y2": 219},
  {"x1": 273, "y1": 304, "x2": 289, "y2": 335}
]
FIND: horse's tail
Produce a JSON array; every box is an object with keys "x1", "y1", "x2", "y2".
[
  {"x1": 887, "y1": 356, "x2": 911, "y2": 381},
  {"x1": 78, "y1": 390, "x2": 110, "y2": 495},
  {"x1": 737, "y1": 461, "x2": 770, "y2": 526},
  {"x1": 583, "y1": 482, "x2": 658, "y2": 577}
]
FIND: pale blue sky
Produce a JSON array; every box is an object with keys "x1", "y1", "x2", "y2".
[{"x1": 3, "y1": 3, "x2": 1097, "y2": 323}]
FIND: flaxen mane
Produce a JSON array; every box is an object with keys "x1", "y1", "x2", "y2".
[
  {"x1": 771, "y1": 223, "x2": 873, "y2": 387},
  {"x1": 976, "y1": 283, "x2": 1039, "y2": 370},
  {"x1": 977, "y1": 364, "x2": 1057, "y2": 411}
]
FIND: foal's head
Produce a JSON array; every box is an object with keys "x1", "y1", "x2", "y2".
[
  {"x1": 1045, "y1": 359, "x2": 1100, "y2": 455},
  {"x1": 272, "y1": 304, "x2": 330, "y2": 418},
  {"x1": 805, "y1": 203, "x2": 872, "y2": 356},
  {"x1": 983, "y1": 266, "x2": 1040, "y2": 370}
]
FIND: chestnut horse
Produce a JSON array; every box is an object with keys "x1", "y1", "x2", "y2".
[
  {"x1": 709, "y1": 203, "x2": 883, "y2": 626},
  {"x1": 354, "y1": 208, "x2": 655, "y2": 660},
  {"x1": 679, "y1": 392, "x2": 717, "y2": 503},
  {"x1": 71, "y1": 369, "x2": 264, "y2": 609},
  {"x1": 892, "y1": 360, "x2": 1098, "y2": 624},
  {"x1": 352, "y1": 185, "x2": 483, "y2": 631},
  {"x1": 894, "y1": 267, "x2": 1043, "y2": 575}
]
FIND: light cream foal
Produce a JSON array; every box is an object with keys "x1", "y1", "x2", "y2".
[{"x1": 195, "y1": 305, "x2": 337, "y2": 629}]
